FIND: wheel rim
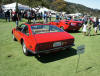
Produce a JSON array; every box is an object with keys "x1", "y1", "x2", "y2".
[{"x1": 23, "y1": 43, "x2": 26, "y2": 53}]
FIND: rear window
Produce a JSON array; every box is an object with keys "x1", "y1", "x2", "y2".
[
  {"x1": 31, "y1": 25, "x2": 64, "y2": 34},
  {"x1": 74, "y1": 19, "x2": 82, "y2": 21}
]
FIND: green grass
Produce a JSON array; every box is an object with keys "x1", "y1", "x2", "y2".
[{"x1": 0, "y1": 18, "x2": 100, "y2": 76}]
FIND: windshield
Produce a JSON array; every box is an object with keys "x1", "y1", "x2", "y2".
[{"x1": 31, "y1": 25, "x2": 64, "y2": 34}]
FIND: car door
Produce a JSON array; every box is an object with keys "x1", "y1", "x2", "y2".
[
  {"x1": 14, "y1": 24, "x2": 26, "y2": 41},
  {"x1": 20, "y1": 25, "x2": 32, "y2": 50}
]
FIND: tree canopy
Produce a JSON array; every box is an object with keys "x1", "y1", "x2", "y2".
[{"x1": 51, "y1": 0, "x2": 67, "y2": 12}]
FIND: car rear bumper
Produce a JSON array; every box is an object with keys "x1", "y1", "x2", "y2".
[
  {"x1": 66, "y1": 26, "x2": 81, "y2": 31},
  {"x1": 29, "y1": 44, "x2": 75, "y2": 54}
]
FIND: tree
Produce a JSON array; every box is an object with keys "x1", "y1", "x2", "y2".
[
  {"x1": 16, "y1": 0, "x2": 19, "y2": 12},
  {"x1": 51, "y1": 0, "x2": 67, "y2": 12}
]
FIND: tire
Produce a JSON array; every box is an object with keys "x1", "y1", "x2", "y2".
[
  {"x1": 74, "y1": 30, "x2": 79, "y2": 32},
  {"x1": 12, "y1": 34, "x2": 17, "y2": 41},
  {"x1": 60, "y1": 26, "x2": 64, "y2": 30},
  {"x1": 22, "y1": 41, "x2": 30, "y2": 56}
]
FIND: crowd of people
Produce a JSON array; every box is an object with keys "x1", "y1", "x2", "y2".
[
  {"x1": 82, "y1": 15, "x2": 100, "y2": 36},
  {"x1": 1, "y1": 9, "x2": 53, "y2": 26},
  {"x1": 54, "y1": 14, "x2": 100, "y2": 36},
  {"x1": 0, "y1": 9, "x2": 100, "y2": 36}
]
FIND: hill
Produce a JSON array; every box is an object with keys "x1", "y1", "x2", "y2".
[
  {"x1": 65, "y1": 2, "x2": 100, "y2": 16},
  {"x1": 0, "y1": 0, "x2": 100, "y2": 16},
  {"x1": 48, "y1": 0, "x2": 100, "y2": 16}
]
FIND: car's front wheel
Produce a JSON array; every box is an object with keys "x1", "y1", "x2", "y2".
[{"x1": 22, "y1": 41, "x2": 30, "y2": 56}]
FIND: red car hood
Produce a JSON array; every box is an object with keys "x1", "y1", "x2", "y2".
[{"x1": 34, "y1": 32, "x2": 74, "y2": 44}]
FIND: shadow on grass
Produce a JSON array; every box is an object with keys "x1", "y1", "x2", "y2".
[
  {"x1": 97, "y1": 33, "x2": 100, "y2": 35},
  {"x1": 65, "y1": 30, "x2": 82, "y2": 33},
  {"x1": 88, "y1": 33, "x2": 100, "y2": 36},
  {"x1": 89, "y1": 34, "x2": 95, "y2": 36},
  {"x1": 35, "y1": 48, "x2": 77, "y2": 63},
  {"x1": 0, "y1": 19, "x2": 6, "y2": 22},
  {"x1": 77, "y1": 66, "x2": 94, "y2": 73}
]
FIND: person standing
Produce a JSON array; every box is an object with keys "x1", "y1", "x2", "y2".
[
  {"x1": 5, "y1": 10, "x2": 10, "y2": 22},
  {"x1": 37, "y1": 13, "x2": 41, "y2": 22},
  {"x1": 56, "y1": 14, "x2": 59, "y2": 21},
  {"x1": 46, "y1": 12, "x2": 49, "y2": 23},
  {"x1": 83, "y1": 15, "x2": 88, "y2": 24},
  {"x1": 0, "y1": 8, "x2": 3, "y2": 18},
  {"x1": 98, "y1": 18, "x2": 100, "y2": 31},
  {"x1": 27, "y1": 10, "x2": 32, "y2": 23},
  {"x1": 43, "y1": 12, "x2": 48, "y2": 23},
  {"x1": 18, "y1": 10, "x2": 22, "y2": 21},
  {"x1": 48, "y1": 12, "x2": 52, "y2": 22},
  {"x1": 87, "y1": 18, "x2": 92, "y2": 36},
  {"x1": 59, "y1": 13, "x2": 63, "y2": 20},
  {"x1": 82, "y1": 21, "x2": 88, "y2": 36},
  {"x1": 32, "y1": 11, "x2": 36, "y2": 24},
  {"x1": 93, "y1": 17, "x2": 99, "y2": 35},
  {"x1": 14, "y1": 11, "x2": 19, "y2": 27}
]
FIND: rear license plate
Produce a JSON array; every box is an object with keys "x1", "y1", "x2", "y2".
[{"x1": 53, "y1": 42, "x2": 61, "y2": 47}]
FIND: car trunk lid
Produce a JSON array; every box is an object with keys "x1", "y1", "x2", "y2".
[
  {"x1": 34, "y1": 32, "x2": 74, "y2": 51},
  {"x1": 34, "y1": 32, "x2": 74, "y2": 44}
]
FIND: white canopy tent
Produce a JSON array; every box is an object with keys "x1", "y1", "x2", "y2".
[
  {"x1": 32, "y1": 7, "x2": 57, "y2": 14},
  {"x1": 2, "y1": 2, "x2": 30, "y2": 11},
  {"x1": 68, "y1": 13, "x2": 82, "y2": 16},
  {"x1": 39, "y1": 7, "x2": 49, "y2": 13},
  {"x1": 40, "y1": 7, "x2": 57, "y2": 14}
]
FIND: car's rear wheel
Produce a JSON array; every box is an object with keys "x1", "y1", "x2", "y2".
[
  {"x1": 22, "y1": 41, "x2": 30, "y2": 56},
  {"x1": 74, "y1": 29, "x2": 79, "y2": 32},
  {"x1": 12, "y1": 34, "x2": 17, "y2": 41}
]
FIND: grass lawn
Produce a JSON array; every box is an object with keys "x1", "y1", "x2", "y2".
[{"x1": 0, "y1": 18, "x2": 100, "y2": 76}]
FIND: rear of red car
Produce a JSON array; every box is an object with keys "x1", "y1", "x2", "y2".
[
  {"x1": 65, "y1": 20, "x2": 83, "y2": 31},
  {"x1": 36, "y1": 39, "x2": 74, "y2": 53},
  {"x1": 34, "y1": 32, "x2": 74, "y2": 54}
]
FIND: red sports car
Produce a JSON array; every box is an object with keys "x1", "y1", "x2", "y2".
[
  {"x1": 12, "y1": 23, "x2": 75, "y2": 56},
  {"x1": 49, "y1": 19, "x2": 83, "y2": 31}
]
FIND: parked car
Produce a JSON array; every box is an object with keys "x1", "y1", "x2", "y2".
[
  {"x1": 49, "y1": 19, "x2": 83, "y2": 31},
  {"x1": 12, "y1": 23, "x2": 75, "y2": 56}
]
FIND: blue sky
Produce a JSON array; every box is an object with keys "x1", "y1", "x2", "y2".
[{"x1": 65, "y1": 0, "x2": 100, "y2": 9}]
